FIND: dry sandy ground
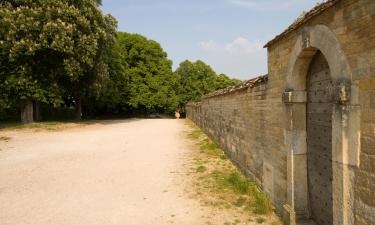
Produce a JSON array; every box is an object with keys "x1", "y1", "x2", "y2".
[{"x1": 0, "y1": 119, "x2": 210, "y2": 225}]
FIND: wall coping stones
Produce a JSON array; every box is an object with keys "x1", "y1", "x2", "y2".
[{"x1": 201, "y1": 74, "x2": 268, "y2": 100}]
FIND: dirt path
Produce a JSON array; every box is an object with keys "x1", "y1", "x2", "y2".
[{"x1": 0, "y1": 119, "x2": 207, "y2": 225}]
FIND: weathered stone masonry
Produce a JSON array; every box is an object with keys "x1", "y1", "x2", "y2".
[{"x1": 186, "y1": 0, "x2": 375, "y2": 225}]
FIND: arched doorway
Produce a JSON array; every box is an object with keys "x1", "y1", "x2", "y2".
[
  {"x1": 282, "y1": 25, "x2": 360, "y2": 225},
  {"x1": 306, "y1": 51, "x2": 333, "y2": 225}
]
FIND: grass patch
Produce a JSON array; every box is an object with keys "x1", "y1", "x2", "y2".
[
  {"x1": 271, "y1": 221, "x2": 282, "y2": 225},
  {"x1": 199, "y1": 138, "x2": 228, "y2": 159},
  {"x1": 189, "y1": 130, "x2": 204, "y2": 139},
  {"x1": 233, "y1": 197, "x2": 247, "y2": 207},
  {"x1": 0, "y1": 121, "x2": 82, "y2": 131},
  {"x1": 196, "y1": 165, "x2": 207, "y2": 173},
  {"x1": 200, "y1": 139, "x2": 222, "y2": 156},
  {"x1": 227, "y1": 173, "x2": 272, "y2": 215},
  {"x1": 0, "y1": 136, "x2": 11, "y2": 142},
  {"x1": 252, "y1": 191, "x2": 273, "y2": 215},
  {"x1": 186, "y1": 118, "x2": 276, "y2": 221},
  {"x1": 0, "y1": 122, "x2": 61, "y2": 130},
  {"x1": 227, "y1": 171, "x2": 253, "y2": 194},
  {"x1": 210, "y1": 170, "x2": 273, "y2": 215},
  {"x1": 19, "y1": 122, "x2": 64, "y2": 130}
]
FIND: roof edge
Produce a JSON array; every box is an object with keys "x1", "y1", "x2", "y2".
[{"x1": 264, "y1": 0, "x2": 340, "y2": 48}]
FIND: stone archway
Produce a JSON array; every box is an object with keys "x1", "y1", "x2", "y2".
[{"x1": 282, "y1": 25, "x2": 361, "y2": 225}]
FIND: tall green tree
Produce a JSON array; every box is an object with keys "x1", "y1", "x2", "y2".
[
  {"x1": 175, "y1": 60, "x2": 241, "y2": 107},
  {"x1": 215, "y1": 73, "x2": 242, "y2": 90},
  {"x1": 175, "y1": 60, "x2": 217, "y2": 106},
  {"x1": 84, "y1": 34, "x2": 128, "y2": 116},
  {"x1": 118, "y1": 32, "x2": 179, "y2": 114},
  {"x1": 0, "y1": 0, "x2": 117, "y2": 123}
]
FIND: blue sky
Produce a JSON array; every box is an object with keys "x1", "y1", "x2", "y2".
[{"x1": 101, "y1": 0, "x2": 323, "y2": 80}]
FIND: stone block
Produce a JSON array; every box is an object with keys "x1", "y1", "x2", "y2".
[
  {"x1": 282, "y1": 91, "x2": 307, "y2": 104},
  {"x1": 362, "y1": 135, "x2": 375, "y2": 155},
  {"x1": 283, "y1": 204, "x2": 296, "y2": 225},
  {"x1": 360, "y1": 153, "x2": 375, "y2": 173},
  {"x1": 356, "y1": 187, "x2": 375, "y2": 207}
]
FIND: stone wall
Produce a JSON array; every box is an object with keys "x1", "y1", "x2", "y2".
[
  {"x1": 187, "y1": 0, "x2": 375, "y2": 224},
  {"x1": 187, "y1": 76, "x2": 287, "y2": 212}
]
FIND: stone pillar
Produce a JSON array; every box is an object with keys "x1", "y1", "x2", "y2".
[
  {"x1": 331, "y1": 81, "x2": 360, "y2": 225},
  {"x1": 283, "y1": 90, "x2": 310, "y2": 224}
]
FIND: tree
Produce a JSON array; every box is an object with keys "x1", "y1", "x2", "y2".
[
  {"x1": 175, "y1": 60, "x2": 217, "y2": 106},
  {"x1": 215, "y1": 73, "x2": 242, "y2": 90},
  {"x1": 82, "y1": 32, "x2": 180, "y2": 116},
  {"x1": 175, "y1": 60, "x2": 241, "y2": 107},
  {"x1": 118, "y1": 32, "x2": 179, "y2": 114},
  {"x1": 84, "y1": 34, "x2": 128, "y2": 116},
  {"x1": 0, "y1": 0, "x2": 117, "y2": 123}
]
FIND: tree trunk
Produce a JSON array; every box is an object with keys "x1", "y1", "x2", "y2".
[
  {"x1": 75, "y1": 96, "x2": 82, "y2": 120},
  {"x1": 33, "y1": 101, "x2": 42, "y2": 121},
  {"x1": 21, "y1": 98, "x2": 34, "y2": 124}
]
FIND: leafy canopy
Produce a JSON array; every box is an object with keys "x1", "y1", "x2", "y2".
[
  {"x1": 175, "y1": 60, "x2": 241, "y2": 106},
  {"x1": 0, "y1": 0, "x2": 117, "y2": 106},
  {"x1": 118, "y1": 32, "x2": 179, "y2": 113},
  {"x1": 0, "y1": 0, "x2": 240, "y2": 119}
]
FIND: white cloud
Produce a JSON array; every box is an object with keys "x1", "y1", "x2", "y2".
[
  {"x1": 199, "y1": 37, "x2": 263, "y2": 55},
  {"x1": 224, "y1": 37, "x2": 263, "y2": 54},
  {"x1": 197, "y1": 37, "x2": 267, "y2": 79},
  {"x1": 199, "y1": 40, "x2": 218, "y2": 51},
  {"x1": 226, "y1": 0, "x2": 310, "y2": 11}
]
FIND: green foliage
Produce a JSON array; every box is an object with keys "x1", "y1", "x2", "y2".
[
  {"x1": 84, "y1": 34, "x2": 128, "y2": 115},
  {"x1": 0, "y1": 0, "x2": 117, "y2": 120},
  {"x1": 175, "y1": 60, "x2": 216, "y2": 105},
  {"x1": 215, "y1": 73, "x2": 242, "y2": 90},
  {"x1": 0, "y1": 0, "x2": 239, "y2": 120},
  {"x1": 175, "y1": 60, "x2": 241, "y2": 107},
  {"x1": 39, "y1": 105, "x2": 76, "y2": 121},
  {"x1": 89, "y1": 32, "x2": 179, "y2": 115},
  {"x1": 119, "y1": 32, "x2": 179, "y2": 113}
]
